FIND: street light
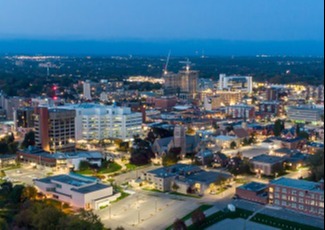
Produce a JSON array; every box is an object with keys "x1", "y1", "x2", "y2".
[
  {"x1": 137, "y1": 207, "x2": 141, "y2": 225},
  {"x1": 109, "y1": 204, "x2": 112, "y2": 219}
]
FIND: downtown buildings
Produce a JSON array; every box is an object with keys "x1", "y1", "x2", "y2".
[
  {"x1": 60, "y1": 103, "x2": 142, "y2": 142},
  {"x1": 28, "y1": 103, "x2": 142, "y2": 153}
]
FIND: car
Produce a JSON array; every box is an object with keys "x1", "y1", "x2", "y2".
[{"x1": 16, "y1": 170, "x2": 22, "y2": 174}]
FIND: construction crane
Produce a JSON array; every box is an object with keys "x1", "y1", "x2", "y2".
[
  {"x1": 163, "y1": 50, "x2": 171, "y2": 75},
  {"x1": 179, "y1": 59, "x2": 194, "y2": 72}
]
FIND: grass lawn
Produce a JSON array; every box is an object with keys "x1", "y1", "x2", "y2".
[
  {"x1": 98, "y1": 162, "x2": 122, "y2": 174},
  {"x1": 2, "y1": 165, "x2": 21, "y2": 171},
  {"x1": 170, "y1": 192, "x2": 201, "y2": 199},
  {"x1": 166, "y1": 205, "x2": 213, "y2": 230},
  {"x1": 125, "y1": 163, "x2": 151, "y2": 171},
  {"x1": 78, "y1": 162, "x2": 122, "y2": 175},
  {"x1": 142, "y1": 188, "x2": 165, "y2": 193},
  {"x1": 184, "y1": 207, "x2": 322, "y2": 230},
  {"x1": 252, "y1": 213, "x2": 322, "y2": 230},
  {"x1": 111, "y1": 192, "x2": 130, "y2": 204}
]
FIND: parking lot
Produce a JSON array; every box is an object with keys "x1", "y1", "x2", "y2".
[
  {"x1": 96, "y1": 191, "x2": 202, "y2": 230},
  {"x1": 4, "y1": 165, "x2": 52, "y2": 186}
]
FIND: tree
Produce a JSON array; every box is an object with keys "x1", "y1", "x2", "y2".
[
  {"x1": 298, "y1": 131, "x2": 310, "y2": 140},
  {"x1": 130, "y1": 139, "x2": 155, "y2": 166},
  {"x1": 172, "y1": 219, "x2": 187, "y2": 230},
  {"x1": 162, "y1": 147, "x2": 182, "y2": 167},
  {"x1": 308, "y1": 150, "x2": 324, "y2": 182},
  {"x1": 230, "y1": 141, "x2": 237, "y2": 150},
  {"x1": 274, "y1": 120, "x2": 285, "y2": 137},
  {"x1": 78, "y1": 210, "x2": 104, "y2": 230},
  {"x1": 79, "y1": 161, "x2": 91, "y2": 172},
  {"x1": 0, "y1": 218, "x2": 9, "y2": 230},
  {"x1": 243, "y1": 138, "x2": 250, "y2": 146},
  {"x1": 172, "y1": 183, "x2": 180, "y2": 192},
  {"x1": 21, "y1": 186, "x2": 38, "y2": 201},
  {"x1": 20, "y1": 131, "x2": 35, "y2": 149},
  {"x1": 8, "y1": 142, "x2": 19, "y2": 154},
  {"x1": 191, "y1": 209, "x2": 206, "y2": 226}
]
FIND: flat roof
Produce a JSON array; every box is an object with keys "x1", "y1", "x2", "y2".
[
  {"x1": 239, "y1": 182, "x2": 268, "y2": 192},
  {"x1": 37, "y1": 174, "x2": 95, "y2": 187},
  {"x1": 251, "y1": 154, "x2": 285, "y2": 164},
  {"x1": 71, "y1": 183, "x2": 110, "y2": 194},
  {"x1": 270, "y1": 178, "x2": 324, "y2": 192},
  {"x1": 186, "y1": 171, "x2": 232, "y2": 185}
]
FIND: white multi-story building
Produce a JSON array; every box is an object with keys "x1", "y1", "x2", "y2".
[
  {"x1": 287, "y1": 106, "x2": 324, "y2": 124},
  {"x1": 219, "y1": 74, "x2": 253, "y2": 94},
  {"x1": 61, "y1": 104, "x2": 142, "y2": 141},
  {"x1": 83, "y1": 80, "x2": 92, "y2": 100}
]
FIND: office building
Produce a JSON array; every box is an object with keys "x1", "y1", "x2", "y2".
[
  {"x1": 83, "y1": 80, "x2": 92, "y2": 101},
  {"x1": 15, "y1": 107, "x2": 35, "y2": 129},
  {"x1": 219, "y1": 74, "x2": 253, "y2": 94},
  {"x1": 204, "y1": 91, "x2": 244, "y2": 110},
  {"x1": 225, "y1": 105, "x2": 255, "y2": 120},
  {"x1": 269, "y1": 178, "x2": 324, "y2": 217},
  {"x1": 34, "y1": 107, "x2": 76, "y2": 152},
  {"x1": 35, "y1": 173, "x2": 120, "y2": 210},
  {"x1": 287, "y1": 106, "x2": 324, "y2": 124},
  {"x1": 60, "y1": 104, "x2": 142, "y2": 141}
]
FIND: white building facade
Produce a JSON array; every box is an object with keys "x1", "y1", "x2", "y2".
[
  {"x1": 34, "y1": 173, "x2": 120, "y2": 210},
  {"x1": 61, "y1": 104, "x2": 142, "y2": 141}
]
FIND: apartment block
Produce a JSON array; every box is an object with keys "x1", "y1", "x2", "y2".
[{"x1": 269, "y1": 178, "x2": 324, "y2": 217}]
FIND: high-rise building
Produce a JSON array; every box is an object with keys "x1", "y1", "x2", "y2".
[
  {"x1": 163, "y1": 64, "x2": 199, "y2": 99},
  {"x1": 178, "y1": 70, "x2": 199, "y2": 99},
  {"x1": 60, "y1": 104, "x2": 142, "y2": 141},
  {"x1": 219, "y1": 74, "x2": 253, "y2": 94},
  {"x1": 225, "y1": 105, "x2": 255, "y2": 120},
  {"x1": 15, "y1": 107, "x2": 35, "y2": 129},
  {"x1": 287, "y1": 106, "x2": 324, "y2": 124},
  {"x1": 266, "y1": 87, "x2": 280, "y2": 101},
  {"x1": 34, "y1": 107, "x2": 76, "y2": 152},
  {"x1": 83, "y1": 80, "x2": 92, "y2": 101},
  {"x1": 204, "y1": 91, "x2": 244, "y2": 110}
]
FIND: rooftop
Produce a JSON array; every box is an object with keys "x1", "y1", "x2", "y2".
[
  {"x1": 37, "y1": 173, "x2": 97, "y2": 187},
  {"x1": 251, "y1": 154, "x2": 285, "y2": 164},
  {"x1": 71, "y1": 183, "x2": 110, "y2": 194},
  {"x1": 270, "y1": 178, "x2": 324, "y2": 192},
  {"x1": 186, "y1": 171, "x2": 232, "y2": 185},
  {"x1": 239, "y1": 182, "x2": 268, "y2": 192}
]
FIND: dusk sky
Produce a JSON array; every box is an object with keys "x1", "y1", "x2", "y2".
[{"x1": 0, "y1": 0, "x2": 324, "y2": 41}]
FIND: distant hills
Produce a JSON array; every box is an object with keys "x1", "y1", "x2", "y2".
[{"x1": 0, "y1": 39, "x2": 323, "y2": 57}]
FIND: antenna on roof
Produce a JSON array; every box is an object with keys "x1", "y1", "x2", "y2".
[{"x1": 179, "y1": 59, "x2": 193, "y2": 72}]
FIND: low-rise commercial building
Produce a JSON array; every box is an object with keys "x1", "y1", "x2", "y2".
[
  {"x1": 250, "y1": 154, "x2": 286, "y2": 176},
  {"x1": 143, "y1": 164, "x2": 232, "y2": 195},
  {"x1": 35, "y1": 173, "x2": 120, "y2": 210},
  {"x1": 236, "y1": 182, "x2": 268, "y2": 204}
]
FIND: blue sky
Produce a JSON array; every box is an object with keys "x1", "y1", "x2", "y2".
[{"x1": 0, "y1": 0, "x2": 323, "y2": 41}]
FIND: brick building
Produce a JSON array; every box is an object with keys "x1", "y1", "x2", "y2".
[
  {"x1": 236, "y1": 182, "x2": 268, "y2": 204},
  {"x1": 269, "y1": 178, "x2": 324, "y2": 217}
]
